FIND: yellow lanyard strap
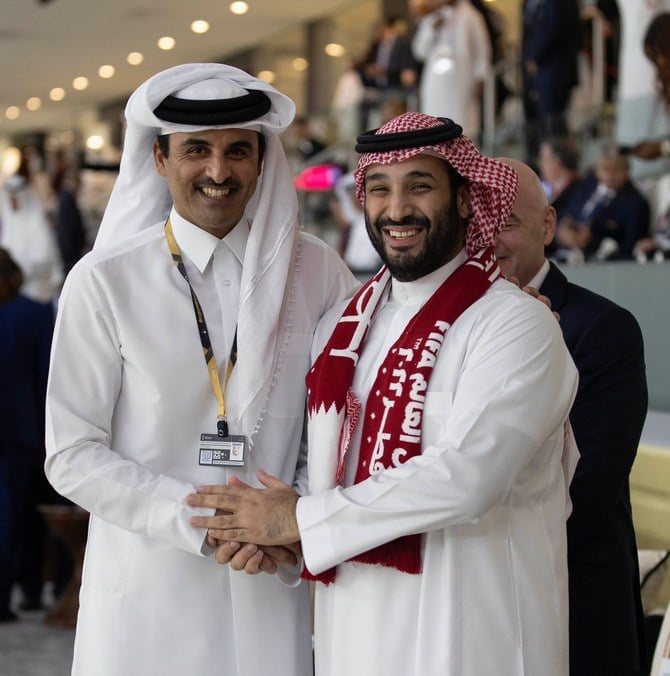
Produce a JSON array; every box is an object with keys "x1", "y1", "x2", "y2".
[{"x1": 165, "y1": 219, "x2": 237, "y2": 436}]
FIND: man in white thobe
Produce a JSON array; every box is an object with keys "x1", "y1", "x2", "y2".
[
  {"x1": 0, "y1": 169, "x2": 63, "y2": 305},
  {"x1": 189, "y1": 112, "x2": 579, "y2": 675},
  {"x1": 44, "y1": 63, "x2": 358, "y2": 676},
  {"x1": 412, "y1": 0, "x2": 491, "y2": 139}
]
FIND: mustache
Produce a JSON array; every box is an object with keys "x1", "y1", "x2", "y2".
[
  {"x1": 375, "y1": 215, "x2": 431, "y2": 228},
  {"x1": 197, "y1": 178, "x2": 240, "y2": 189}
]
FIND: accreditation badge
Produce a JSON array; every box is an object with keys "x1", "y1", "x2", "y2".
[{"x1": 198, "y1": 433, "x2": 246, "y2": 467}]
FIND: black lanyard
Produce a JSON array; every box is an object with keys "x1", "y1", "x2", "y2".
[{"x1": 165, "y1": 219, "x2": 237, "y2": 436}]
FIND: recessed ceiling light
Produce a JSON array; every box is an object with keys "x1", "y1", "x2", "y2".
[
  {"x1": 1, "y1": 147, "x2": 22, "y2": 174},
  {"x1": 86, "y1": 135, "x2": 105, "y2": 151},
  {"x1": 292, "y1": 57, "x2": 308, "y2": 71},
  {"x1": 73, "y1": 77, "x2": 89, "y2": 91},
  {"x1": 50, "y1": 88, "x2": 66, "y2": 101},
  {"x1": 5, "y1": 107, "x2": 21, "y2": 120},
  {"x1": 127, "y1": 52, "x2": 144, "y2": 66},
  {"x1": 158, "y1": 36, "x2": 176, "y2": 50},
  {"x1": 230, "y1": 2, "x2": 249, "y2": 16},
  {"x1": 257, "y1": 70, "x2": 276, "y2": 83},
  {"x1": 191, "y1": 20, "x2": 210, "y2": 34},
  {"x1": 98, "y1": 65, "x2": 115, "y2": 79},
  {"x1": 26, "y1": 97, "x2": 42, "y2": 111},
  {"x1": 324, "y1": 43, "x2": 345, "y2": 57}
]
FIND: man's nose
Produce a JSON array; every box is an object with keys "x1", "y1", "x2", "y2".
[
  {"x1": 385, "y1": 191, "x2": 414, "y2": 222},
  {"x1": 206, "y1": 153, "x2": 232, "y2": 184}
]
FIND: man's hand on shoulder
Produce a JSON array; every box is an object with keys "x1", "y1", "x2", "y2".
[{"x1": 507, "y1": 275, "x2": 560, "y2": 322}]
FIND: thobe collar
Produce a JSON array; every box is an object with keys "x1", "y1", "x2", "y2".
[
  {"x1": 168, "y1": 206, "x2": 248, "y2": 273},
  {"x1": 527, "y1": 258, "x2": 550, "y2": 290},
  {"x1": 391, "y1": 247, "x2": 468, "y2": 304}
]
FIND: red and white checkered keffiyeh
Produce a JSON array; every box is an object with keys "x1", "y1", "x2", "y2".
[{"x1": 353, "y1": 112, "x2": 519, "y2": 256}]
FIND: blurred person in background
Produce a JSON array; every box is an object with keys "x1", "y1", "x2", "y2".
[
  {"x1": 0, "y1": 248, "x2": 55, "y2": 619},
  {"x1": 0, "y1": 148, "x2": 63, "y2": 305},
  {"x1": 54, "y1": 168, "x2": 88, "y2": 276},
  {"x1": 361, "y1": 16, "x2": 419, "y2": 112},
  {"x1": 629, "y1": 12, "x2": 670, "y2": 162},
  {"x1": 412, "y1": 0, "x2": 491, "y2": 140},
  {"x1": 539, "y1": 137, "x2": 583, "y2": 256},
  {"x1": 331, "y1": 171, "x2": 382, "y2": 281},
  {"x1": 555, "y1": 143, "x2": 650, "y2": 261},
  {"x1": 539, "y1": 137, "x2": 583, "y2": 221},
  {"x1": 288, "y1": 115, "x2": 327, "y2": 164},
  {"x1": 521, "y1": 0, "x2": 581, "y2": 167}
]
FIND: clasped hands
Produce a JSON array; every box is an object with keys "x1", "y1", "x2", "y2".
[{"x1": 187, "y1": 469, "x2": 301, "y2": 576}]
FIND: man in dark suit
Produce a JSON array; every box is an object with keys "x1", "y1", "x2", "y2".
[
  {"x1": 495, "y1": 159, "x2": 648, "y2": 676},
  {"x1": 555, "y1": 143, "x2": 650, "y2": 261},
  {"x1": 361, "y1": 16, "x2": 419, "y2": 111},
  {"x1": 0, "y1": 248, "x2": 55, "y2": 619},
  {"x1": 521, "y1": 0, "x2": 581, "y2": 165}
]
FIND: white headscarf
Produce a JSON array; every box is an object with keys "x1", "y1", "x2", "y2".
[
  {"x1": 95, "y1": 63, "x2": 300, "y2": 441},
  {"x1": 95, "y1": 62, "x2": 295, "y2": 247}
]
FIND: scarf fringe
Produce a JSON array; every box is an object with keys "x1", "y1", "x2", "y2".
[{"x1": 301, "y1": 534, "x2": 422, "y2": 585}]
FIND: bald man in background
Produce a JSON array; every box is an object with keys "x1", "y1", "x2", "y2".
[{"x1": 495, "y1": 158, "x2": 648, "y2": 676}]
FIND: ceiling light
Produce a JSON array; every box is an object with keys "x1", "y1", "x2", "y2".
[
  {"x1": 73, "y1": 76, "x2": 89, "y2": 91},
  {"x1": 98, "y1": 65, "x2": 115, "y2": 79},
  {"x1": 86, "y1": 135, "x2": 105, "y2": 151},
  {"x1": 230, "y1": 2, "x2": 249, "y2": 15},
  {"x1": 324, "y1": 43, "x2": 345, "y2": 58},
  {"x1": 257, "y1": 70, "x2": 276, "y2": 83},
  {"x1": 127, "y1": 52, "x2": 144, "y2": 66},
  {"x1": 26, "y1": 97, "x2": 42, "y2": 111},
  {"x1": 292, "y1": 57, "x2": 308, "y2": 71},
  {"x1": 5, "y1": 107, "x2": 20, "y2": 120},
  {"x1": 1, "y1": 147, "x2": 22, "y2": 175},
  {"x1": 191, "y1": 20, "x2": 210, "y2": 34},
  {"x1": 49, "y1": 88, "x2": 66, "y2": 101},
  {"x1": 157, "y1": 36, "x2": 176, "y2": 50}
]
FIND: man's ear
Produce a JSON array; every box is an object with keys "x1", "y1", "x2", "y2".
[
  {"x1": 153, "y1": 140, "x2": 167, "y2": 177},
  {"x1": 544, "y1": 205, "x2": 557, "y2": 246},
  {"x1": 456, "y1": 184, "x2": 471, "y2": 219}
]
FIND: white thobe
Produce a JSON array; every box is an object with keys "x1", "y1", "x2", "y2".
[
  {"x1": 0, "y1": 183, "x2": 63, "y2": 303},
  {"x1": 412, "y1": 1, "x2": 491, "y2": 139},
  {"x1": 298, "y1": 254, "x2": 579, "y2": 676},
  {"x1": 45, "y1": 209, "x2": 359, "y2": 676}
]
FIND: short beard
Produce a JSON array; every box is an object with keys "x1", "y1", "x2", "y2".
[{"x1": 365, "y1": 202, "x2": 464, "y2": 282}]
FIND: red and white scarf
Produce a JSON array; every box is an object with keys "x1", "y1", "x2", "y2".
[{"x1": 303, "y1": 247, "x2": 501, "y2": 584}]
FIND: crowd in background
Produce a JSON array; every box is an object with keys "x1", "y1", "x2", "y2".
[
  {"x1": 296, "y1": 0, "x2": 670, "y2": 267},
  {"x1": 1, "y1": 0, "x2": 670, "y2": 628}
]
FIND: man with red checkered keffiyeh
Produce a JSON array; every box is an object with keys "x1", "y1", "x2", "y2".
[{"x1": 190, "y1": 112, "x2": 580, "y2": 676}]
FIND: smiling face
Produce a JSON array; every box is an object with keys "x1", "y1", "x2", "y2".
[
  {"x1": 153, "y1": 128, "x2": 262, "y2": 238},
  {"x1": 494, "y1": 159, "x2": 555, "y2": 288},
  {"x1": 362, "y1": 154, "x2": 467, "y2": 282}
]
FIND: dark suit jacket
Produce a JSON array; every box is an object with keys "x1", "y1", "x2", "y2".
[
  {"x1": 522, "y1": 0, "x2": 580, "y2": 114},
  {"x1": 385, "y1": 35, "x2": 418, "y2": 91},
  {"x1": 540, "y1": 262, "x2": 647, "y2": 676},
  {"x1": 564, "y1": 174, "x2": 651, "y2": 259},
  {"x1": 56, "y1": 187, "x2": 86, "y2": 276},
  {"x1": 546, "y1": 178, "x2": 583, "y2": 257},
  {"x1": 0, "y1": 295, "x2": 53, "y2": 453}
]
